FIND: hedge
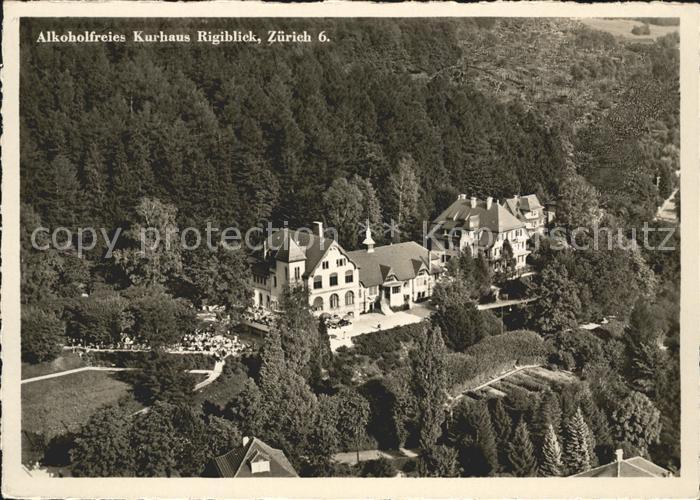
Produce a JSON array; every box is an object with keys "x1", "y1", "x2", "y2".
[
  {"x1": 88, "y1": 351, "x2": 214, "y2": 370},
  {"x1": 446, "y1": 330, "x2": 549, "y2": 395},
  {"x1": 350, "y1": 322, "x2": 426, "y2": 359}
]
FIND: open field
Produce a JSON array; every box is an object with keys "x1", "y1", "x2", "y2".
[
  {"x1": 22, "y1": 370, "x2": 143, "y2": 439},
  {"x1": 577, "y1": 18, "x2": 678, "y2": 41}
]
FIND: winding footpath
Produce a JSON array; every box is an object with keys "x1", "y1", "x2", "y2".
[{"x1": 21, "y1": 358, "x2": 227, "y2": 391}]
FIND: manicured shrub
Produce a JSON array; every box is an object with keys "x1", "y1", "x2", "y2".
[{"x1": 351, "y1": 322, "x2": 425, "y2": 359}]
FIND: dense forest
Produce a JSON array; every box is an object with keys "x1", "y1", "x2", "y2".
[
  {"x1": 21, "y1": 18, "x2": 678, "y2": 238},
  {"x1": 20, "y1": 17, "x2": 680, "y2": 477}
]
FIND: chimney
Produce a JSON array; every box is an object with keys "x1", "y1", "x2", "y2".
[
  {"x1": 458, "y1": 193, "x2": 467, "y2": 200},
  {"x1": 615, "y1": 448, "x2": 623, "y2": 477},
  {"x1": 312, "y1": 221, "x2": 323, "y2": 238},
  {"x1": 470, "y1": 196, "x2": 477, "y2": 208},
  {"x1": 262, "y1": 239, "x2": 268, "y2": 259},
  {"x1": 243, "y1": 436, "x2": 250, "y2": 447},
  {"x1": 486, "y1": 196, "x2": 493, "y2": 209}
]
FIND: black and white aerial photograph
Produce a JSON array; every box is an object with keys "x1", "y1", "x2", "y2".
[{"x1": 13, "y1": 12, "x2": 686, "y2": 486}]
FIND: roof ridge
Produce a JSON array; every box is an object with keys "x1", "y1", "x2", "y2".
[
  {"x1": 623, "y1": 458, "x2": 663, "y2": 476},
  {"x1": 231, "y1": 438, "x2": 257, "y2": 477}
]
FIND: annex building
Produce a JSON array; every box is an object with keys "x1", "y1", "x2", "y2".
[{"x1": 431, "y1": 193, "x2": 549, "y2": 273}]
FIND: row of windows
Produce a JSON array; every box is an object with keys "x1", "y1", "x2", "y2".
[
  {"x1": 312, "y1": 291, "x2": 354, "y2": 311},
  {"x1": 313, "y1": 270, "x2": 353, "y2": 289},
  {"x1": 320, "y1": 258, "x2": 347, "y2": 270}
]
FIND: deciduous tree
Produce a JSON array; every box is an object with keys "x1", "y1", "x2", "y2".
[{"x1": 21, "y1": 305, "x2": 65, "y2": 363}]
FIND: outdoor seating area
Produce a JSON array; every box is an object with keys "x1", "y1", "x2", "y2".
[
  {"x1": 241, "y1": 306, "x2": 276, "y2": 327},
  {"x1": 66, "y1": 329, "x2": 251, "y2": 358}
]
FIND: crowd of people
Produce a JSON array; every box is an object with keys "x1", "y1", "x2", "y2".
[
  {"x1": 241, "y1": 306, "x2": 275, "y2": 327},
  {"x1": 66, "y1": 328, "x2": 251, "y2": 358}
]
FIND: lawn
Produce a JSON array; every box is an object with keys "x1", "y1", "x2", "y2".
[
  {"x1": 578, "y1": 18, "x2": 678, "y2": 41},
  {"x1": 21, "y1": 352, "x2": 88, "y2": 380},
  {"x1": 22, "y1": 370, "x2": 143, "y2": 439}
]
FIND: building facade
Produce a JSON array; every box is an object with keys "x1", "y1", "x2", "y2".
[
  {"x1": 250, "y1": 222, "x2": 443, "y2": 316},
  {"x1": 504, "y1": 194, "x2": 547, "y2": 236},
  {"x1": 431, "y1": 194, "x2": 532, "y2": 272},
  {"x1": 250, "y1": 223, "x2": 361, "y2": 316}
]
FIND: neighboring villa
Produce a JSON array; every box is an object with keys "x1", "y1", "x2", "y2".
[
  {"x1": 250, "y1": 222, "x2": 442, "y2": 316},
  {"x1": 431, "y1": 193, "x2": 549, "y2": 272},
  {"x1": 503, "y1": 194, "x2": 548, "y2": 236}
]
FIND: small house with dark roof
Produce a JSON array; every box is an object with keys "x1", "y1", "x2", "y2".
[
  {"x1": 432, "y1": 194, "x2": 530, "y2": 272},
  {"x1": 207, "y1": 437, "x2": 298, "y2": 478},
  {"x1": 571, "y1": 449, "x2": 672, "y2": 478}
]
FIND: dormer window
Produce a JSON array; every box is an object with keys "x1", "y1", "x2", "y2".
[{"x1": 249, "y1": 452, "x2": 271, "y2": 474}]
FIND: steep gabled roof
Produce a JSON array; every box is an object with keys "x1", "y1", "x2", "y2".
[
  {"x1": 505, "y1": 194, "x2": 544, "y2": 218},
  {"x1": 347, "y1": 241, "x2": 436, "y2": 288},
  {"x1": 251, "y1": 228, "x2": 333, "y2": 271},
  {"x1": 572, "y1": 456, "x2": 670, "y2": 478},
  {"x1": 211, "y1": 437, "x2": 298, "y2": 478},
  {"x1": 433, "y1": 198, "x2": 524, "y2": 234}
]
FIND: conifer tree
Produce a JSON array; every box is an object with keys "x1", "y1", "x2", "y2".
[
  {"x1": 491, "y1": 398, "x2": 513, "y2": 446},
  {"x1": 410, "y1": 324, "x2": 448, "y2": 449},
  {"x1": 507, "y1": 419, "x2": 538, "y2": 477},
  {"x1": 472, "y1": 401, "x2": 499, "y2": 475},
  {"x1": 562, "y1": 407, "x2": 591, "y2": 475},
  {"x1": 530, "y1": 389, "x2": 562, "y2": 452},
  {"x1": 258, "y1": 326, "x2": 286, "y2": 391},
  {"x1": 539, "y1": 423, "x2": 563, "y2": 477}
]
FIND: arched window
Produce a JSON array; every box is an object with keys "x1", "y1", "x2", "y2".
[
  {"x1": 313, "y1": 275, "x2": 322, "y2": 289},
  {"x1": 329, "y1": 273, "x2": 338, "y2": 287},
  {"x1": 345, "y1": 270, "x2": 354, "y2": 283},
  {"x1": 330, "y1": 294, "x2": 340, "y2": 309},
  {"x1": 313, "y1": 296, "x2": 324, "y2": 311},
  {"x1": 345, "y1": 291, "x2": 354, "y2": 306}
]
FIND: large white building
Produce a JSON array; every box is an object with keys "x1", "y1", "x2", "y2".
[{"x1": 250, "y1": 222, "x2": 443, "y2": 316}]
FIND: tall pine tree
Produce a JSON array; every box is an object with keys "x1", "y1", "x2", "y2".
[
  {"x1": 507, "y1": 419, "x2": 538, "y2": 477},
  {"x1": 562, "y1": 407, "x2": 592, "y2": 475},
  {"x1": 539, "y1": 423, "x2": 563, "y2": 477}
]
